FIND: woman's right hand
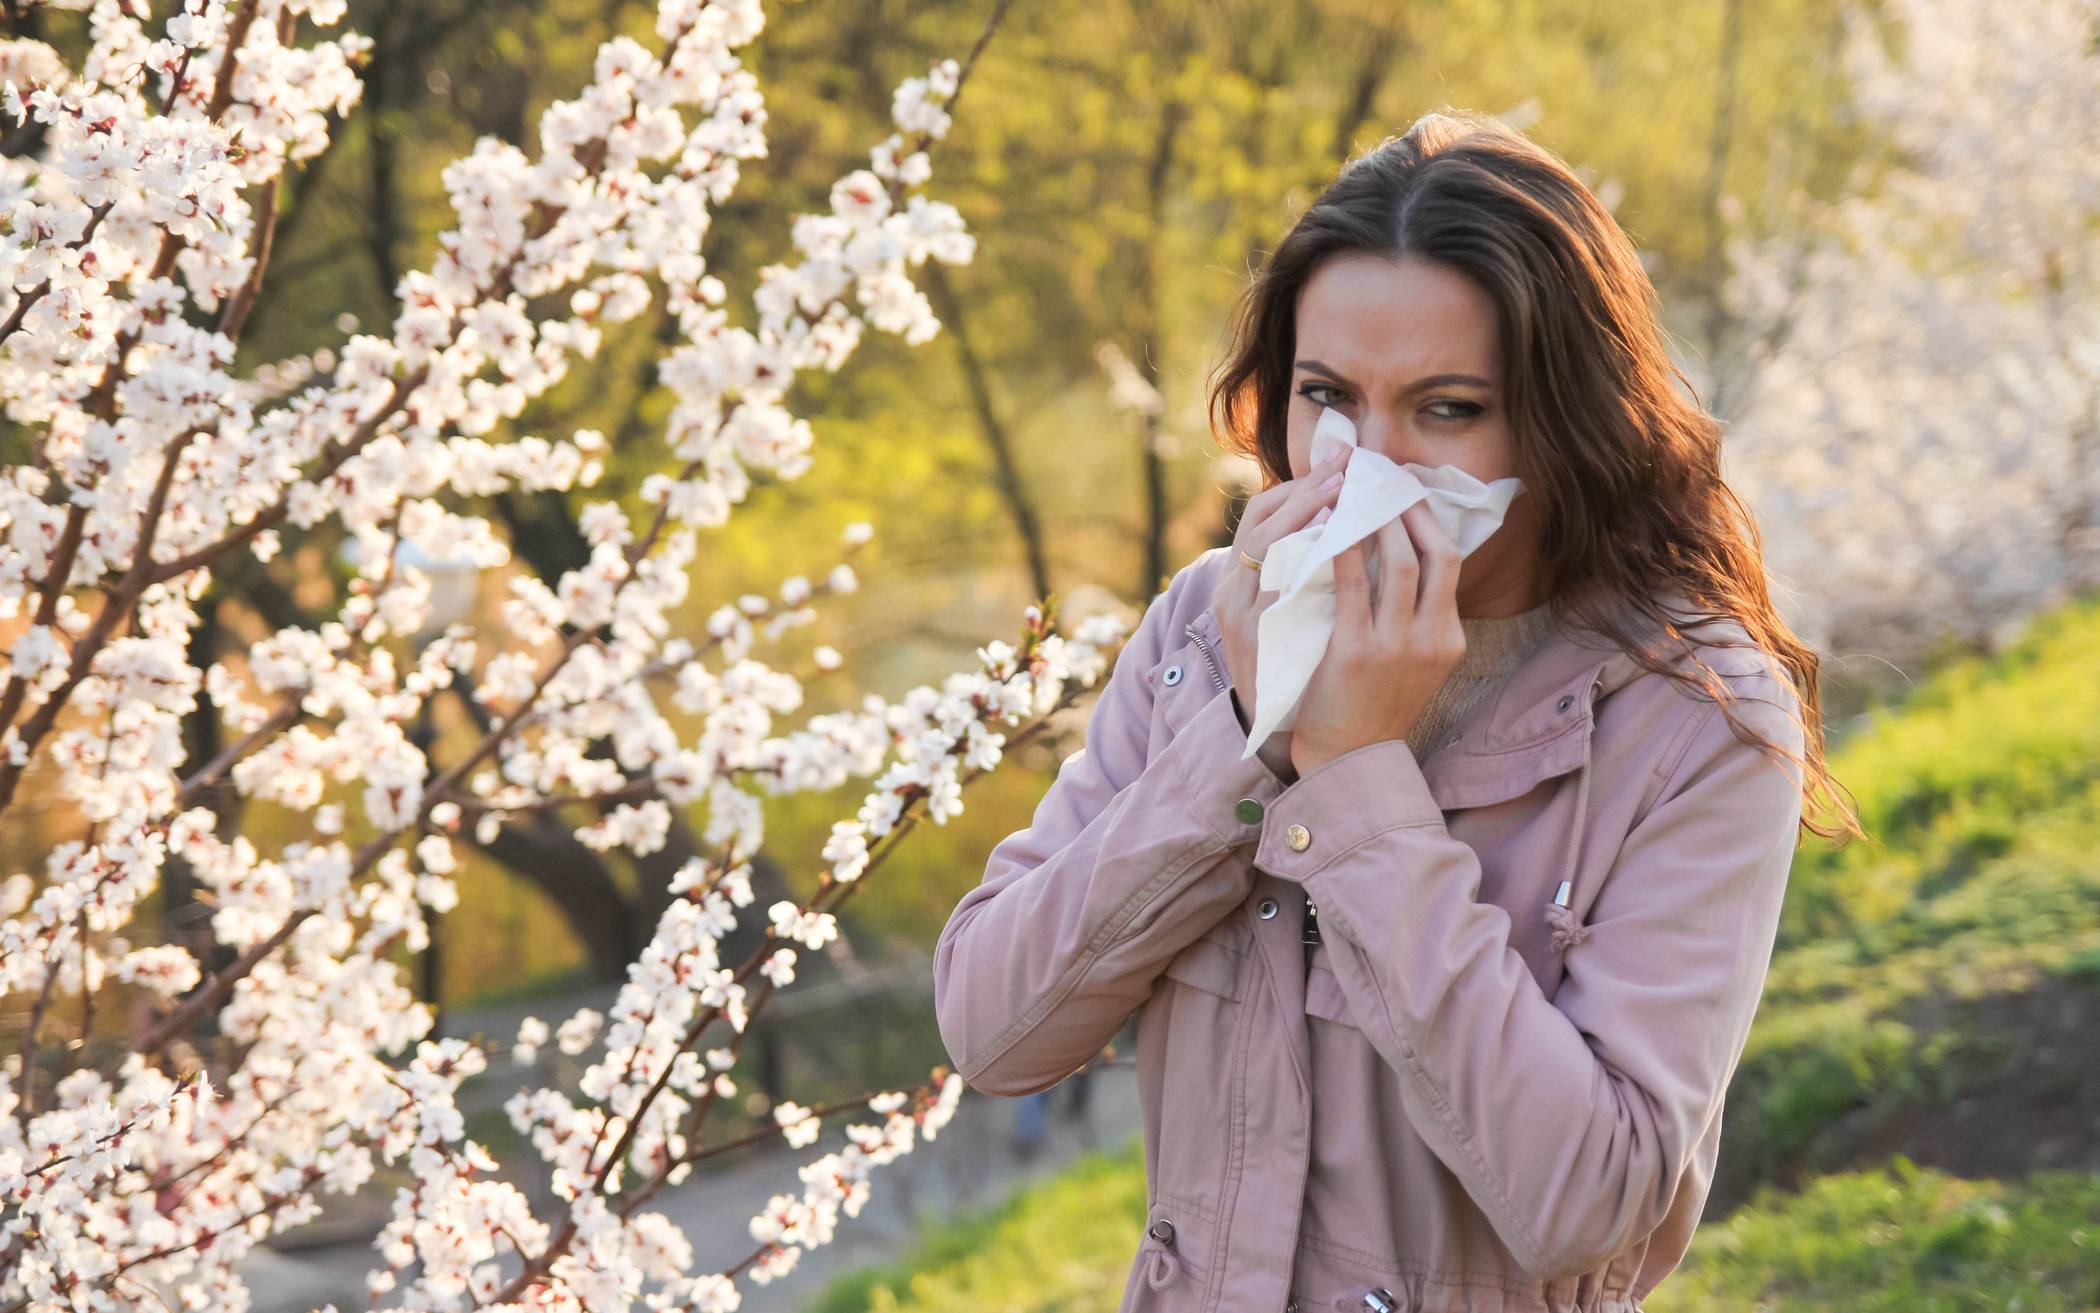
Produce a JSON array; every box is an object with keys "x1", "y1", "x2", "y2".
[{"x1": 1211, "y1": 447, "x2": 1349, "y2": 776}]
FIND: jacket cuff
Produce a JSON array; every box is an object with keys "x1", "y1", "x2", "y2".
[
  {"x1": 1253, "y1": 736, "x2": 1444, "y2": 881},
  {"x1": 1159, "y1": 683, "x2": 1292, "y2": 846}
]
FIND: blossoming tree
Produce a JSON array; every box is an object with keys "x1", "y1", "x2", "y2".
[
  {"x1": 0, "y1": 0, "x2": 1129, "y2": 1308},
  {"x1": 1716, "y1": 0, "x2": 2100, "y2": 662}
]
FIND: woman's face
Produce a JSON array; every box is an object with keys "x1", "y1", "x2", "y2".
[{"x1": 1286, "y1": 249, "x2": 1544, "y2": 613}]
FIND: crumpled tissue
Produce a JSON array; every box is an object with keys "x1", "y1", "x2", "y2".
[{"x1": 1238, "y1": 405, "x2": 1525, "y2": 758}]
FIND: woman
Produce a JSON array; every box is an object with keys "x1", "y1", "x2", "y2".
[{"x1": 933, "y1": 109, "x2": 1859, "y2": 1313}]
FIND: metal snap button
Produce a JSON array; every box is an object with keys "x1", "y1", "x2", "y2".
[
  {"x1": 1556, "y1": 693, "x2": 1574, "y2": 712},
  {"x1": 1234, "y1": 797, "x2": 1264, "y2": 824},
  {"x1": 1285, "y1": 1300, "x2": 1303, "y2": 1313},
  {"x1": 1163, "y1": 664, "x2": 1184, "y2": 686},
  {"x1": 1285, "y1": 823, "x2": 1311, "y2": 851},
  {"x1": 1257, "y1": 897, "x2": 1278, "y2": 919},
  {"x1": 1148, "y1": 1218, "x2": 1175, "y2": 1244},
  {"x1": 1363, "y1": 1289, "x2": 1399, "y2": 1313}
]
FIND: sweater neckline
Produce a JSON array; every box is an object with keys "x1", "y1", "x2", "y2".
[
  {"x1": 1403, "y1": 599, "x2": 1560, "y2": 759},
  {"x1": 1455, "y1": 599, "x2": 1558, "y2": 665}
]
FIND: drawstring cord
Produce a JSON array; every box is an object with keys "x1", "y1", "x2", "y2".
[
  {"x1": 1542, "y1": 676, "x2": 1599, "y2": 953},
  {"x1": 1140, "y1": 1222, "x2": 1186, "y2": 1289},
  {"x1": 1142, "y1": 1218, "x2": 1192, "y2": 1294}
]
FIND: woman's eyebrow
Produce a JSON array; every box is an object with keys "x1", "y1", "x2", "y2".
[{"x1": 1295, "y1": 359, "x2": 1494, "y2": 393}]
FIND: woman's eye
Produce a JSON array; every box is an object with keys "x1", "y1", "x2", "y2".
[
  {"x1": 1296, "y1": 382, "x2": 1345, "y2": 406},
  {"x1": 1429, "y1": 400, "x2": 1484, "y2": 421}
]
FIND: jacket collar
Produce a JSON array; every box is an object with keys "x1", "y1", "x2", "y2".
[{"x1": 1413, "y1": 581, "x2": 1639, "y2": 809}]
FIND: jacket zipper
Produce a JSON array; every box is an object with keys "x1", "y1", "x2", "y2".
[
  {"x1": 1187, "y1": 620, "x2": 1323, "y2": 966},
  {"x1": 1183, "y1": 621, "x2": 1228, "y2": 692}
]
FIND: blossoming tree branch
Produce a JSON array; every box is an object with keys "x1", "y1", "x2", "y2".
[{"x1": 0, "y1": 0, "x2": 1125, "y2": 1308}]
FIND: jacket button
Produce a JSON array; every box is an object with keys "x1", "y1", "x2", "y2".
[
  {"x1": 1363, "y1": 1289, "x2": 1399, "y2": 1313},
  {"x1": 1556, "y1": 693, "x2": 1574, "y2": 712},
  {"x1": 1163, "y1": 664, "x2": 1184, "y2": 686},
  {"x1": 1285, "y1": 823, "x2": 1311, "y2": 851},
  {"x1": 1257, "y1": 897, "x2": 1278, "y2": 918},
  {"x1": 1285, "y1": 1301, "x2": 1302, "y2": 1313},
  {"x1": 1234, "y1": 797, "x2": 1264, "y2": 824},
  {"x1": 1148, "y1": 1218, "x2": 1175, "y2": 1244}
]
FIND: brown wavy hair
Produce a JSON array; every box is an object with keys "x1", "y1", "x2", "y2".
[{"x1": 1206, "y1": 109, "x2": 1861, "y2": 846}]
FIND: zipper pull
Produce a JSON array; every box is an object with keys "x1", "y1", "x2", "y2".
[{"x1": 1302, "y1": 893, "x2": 1321, "y2": 975}]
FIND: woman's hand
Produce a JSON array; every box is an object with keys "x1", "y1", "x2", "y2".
[
  {"x1": 1288, "y1": 499, "x2": 1465, "y2": 778},
  {"x1": 1211, "y1": 447, "x2": 1350, "y2": 779}
]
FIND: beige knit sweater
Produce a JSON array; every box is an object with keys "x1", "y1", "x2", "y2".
[{"x1": 1402, "y1": 598, "x2": 1560, "y2": 759}]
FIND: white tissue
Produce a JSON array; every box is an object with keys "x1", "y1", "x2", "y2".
[{"x1": 1239, "y1": 406, "x2": 1525, "y2": 758}]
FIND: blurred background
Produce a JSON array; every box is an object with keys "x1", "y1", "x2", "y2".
[{"x1": 5, "y1": 0, "x2": 2098, "y2": 1307}]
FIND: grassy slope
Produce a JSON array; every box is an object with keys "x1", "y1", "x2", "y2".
[
  {"x1": 1720, "y1": 595, "x2": 2100, "y2": 1195},
  {"x1": 812, "y1": 592, "x2": 2100, "y2": 1309}
]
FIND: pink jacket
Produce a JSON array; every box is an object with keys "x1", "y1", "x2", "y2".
[{"x1": 933, "y1": 545, "x2": 1807, "y2": 1313}]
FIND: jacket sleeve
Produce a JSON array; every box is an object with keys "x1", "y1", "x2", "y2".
[
  {"x1": 933, "y1": 556, "x2": 1290, "y2": 1096},
  {"x1": 1251, "y1": 667, "x2": 1806, "y2": 1279}
]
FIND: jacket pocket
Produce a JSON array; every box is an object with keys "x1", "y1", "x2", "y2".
[
  {"x1": 1144, "y1": 637, "x2": 1223, "y2": 741},
  {"x1": 1161, "y1": 931, "x2": 1247, "y2": 1002},
  {"x1": 1148, "y1": 928, "x2": 1251, "y2": 1226}
]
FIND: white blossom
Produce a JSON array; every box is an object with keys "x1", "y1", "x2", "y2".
[
  {"x1": 0, "y1": 3, "x2": 1136, "y2": 1307},
  {"x1": 1717, "y1": 0, "x2": 2100, "y2": 662}
]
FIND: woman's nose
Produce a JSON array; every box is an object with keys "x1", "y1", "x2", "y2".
[{"x1": 1353, "y1": 417, "x2": 1422, "y2": 466}]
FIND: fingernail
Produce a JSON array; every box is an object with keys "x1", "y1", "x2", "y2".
[
  {"x1": 1318, "y1": 471, "x2": 1344, "y2": 493},
  {"x1": 1311, "y1": 505, "x2": 1332, "y2": 525}
]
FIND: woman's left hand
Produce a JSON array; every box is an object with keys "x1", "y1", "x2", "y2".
[{"x1": 1289, "y1": 500, "x2": 1466, "y2": 777}]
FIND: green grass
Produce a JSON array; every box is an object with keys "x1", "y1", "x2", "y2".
[
  {"x1": 1779, "y1": 594, "x2": 2100, "y2": 948},
  {"x1": 1652, "y1": 1156, "x2": 2100, "y2": 1312},
  {"x1": 803, "y1": 1133, "x2": 1150, "y2": 1313}
]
